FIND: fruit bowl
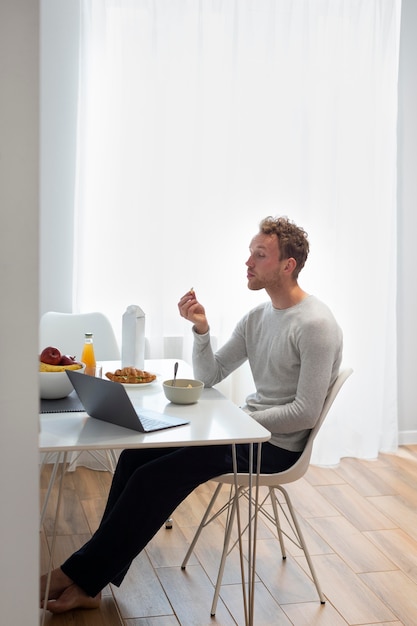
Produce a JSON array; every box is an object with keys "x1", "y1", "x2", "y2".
[
  {"x1": 162, "y1": 379, "x2": 204, "y2": 405},
  {"x1": 39, "y1": 364, "x2": 86, "y2": 400}
]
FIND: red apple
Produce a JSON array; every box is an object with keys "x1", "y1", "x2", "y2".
[
  {"x1": 40, "y1": 346, "x2": 62, "y2": 365},
  {"x1": 59, "y1": 354, "x2": 77, "y2": 365}
]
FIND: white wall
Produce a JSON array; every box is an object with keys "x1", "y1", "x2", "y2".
[
  {"x1": 40, "y1": 0, "x2": 417, "y2": 443},
  {"x1": 40, "y1": 0, "x2": 80, "y2": 314},
  {"x1": 397, "y1": 0, "x2": 417, "y2": 443},
  {"x1": 0, "y1": 1, "x2": 40, "y2": 623}
]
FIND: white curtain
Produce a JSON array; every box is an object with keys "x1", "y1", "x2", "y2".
[{"x1": 74, "y1": 0, "x2": 401, "y2": 464}]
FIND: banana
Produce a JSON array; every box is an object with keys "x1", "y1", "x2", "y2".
[{"x1": 39, "y1": 362, "x2": 83, "y2": 372}]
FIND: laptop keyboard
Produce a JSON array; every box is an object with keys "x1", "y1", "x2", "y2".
[{"x1": 140, "y1": 415, "x2": 173, "y2": 431}]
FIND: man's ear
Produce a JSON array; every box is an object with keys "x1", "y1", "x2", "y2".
[{"x1": 283, "y1": 257, "x2": 297, "y2": 274}]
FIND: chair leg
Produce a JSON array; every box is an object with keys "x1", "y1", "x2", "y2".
[
  {"x1": 104, "y1": 449, "x2": 118, "y2": 473},
  {"x1": 269, "y1": 486, "x2": 287, "y2": 559},
  {"x1": 40, "y1": 455, "x2": 61, "y2": 527},
  {"x1": 181, "y1": 480, "x2": 326, "y2": 616},
  {"x1": 275, "y1": 486, "x2": 325, "y2": 604},
  {"x1": 181, "y1": 483, "x2": 248, "y2": 616},
  {"x1": 210, "y1": 491, "x2": 239, "y2": 616},
  {"x1": 66, "y1": 449, "x2": 116, "y2": 473},
  {"x1": 181, "y1": 482, "x2": 224, "y2": 569}
]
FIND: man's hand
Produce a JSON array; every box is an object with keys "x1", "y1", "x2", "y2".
[{"x1": 178, "y1": 289, "x2": 209, "y2": 335}]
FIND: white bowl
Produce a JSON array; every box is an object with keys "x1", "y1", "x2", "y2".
[
  {"x1": 39, "y1": 365, "x2": 86, "y2": 400},
  {"x1": 163, "y1": 379, "x2": 204, "y2": 404}
]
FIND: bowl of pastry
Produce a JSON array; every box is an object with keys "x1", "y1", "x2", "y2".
[{"x1": 162, "y1": 379, "x2": 204, "y2": 404}]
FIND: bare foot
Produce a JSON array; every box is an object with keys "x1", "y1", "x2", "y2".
[
  {"x1": 43, "y1": 583, "x2": 101, "y2": 614},
  {"x1": 40, "y1": 567, "x2": 74, "y2": 602}
]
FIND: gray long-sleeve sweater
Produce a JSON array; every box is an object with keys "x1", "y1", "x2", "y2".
[{"x1": 192, "y1": 295, "x2": 343, "y2": 452}]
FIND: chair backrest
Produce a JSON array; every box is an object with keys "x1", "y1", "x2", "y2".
[
  {"x1": 273, "y1": 366, "x2": 353, "y2": 484},
  {"x1": 217, "y1": 367, "x2": 353, "y2": 487},
  {"x1": 39, "y1": 311, "x2": 120, "y2": 361}
]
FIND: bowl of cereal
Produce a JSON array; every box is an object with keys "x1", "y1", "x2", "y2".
[{"x1": 162, "y1": 379, "x2": 204, "y2": 404}]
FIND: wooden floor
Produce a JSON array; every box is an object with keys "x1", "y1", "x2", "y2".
[{"x1": 40, "y1": 445, "x2": 417, "y2": 625}]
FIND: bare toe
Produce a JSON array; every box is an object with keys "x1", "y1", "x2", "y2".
[
  {"x1": 40, "y1": 567, "x2": 73, "y2": 602},
  {"x1": 45, "y1": 584, "x2": 101, "y2": 614}
]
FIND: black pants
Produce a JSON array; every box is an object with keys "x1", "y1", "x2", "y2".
[{"x1": 61, "y1": 442, "x2": 301, "y2": 597}]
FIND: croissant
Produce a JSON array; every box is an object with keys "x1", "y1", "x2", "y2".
[{"x1": 105, "y1": 367, "x2": 156, "y2": 384}]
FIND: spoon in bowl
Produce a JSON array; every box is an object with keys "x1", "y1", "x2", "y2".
[{"x1": 172, "y1": 361, "x2": 179, "y2": 386}]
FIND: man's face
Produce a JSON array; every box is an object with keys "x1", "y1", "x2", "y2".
[{"x1": 246, "y1": 232, "x2": 286, "y2": 291}]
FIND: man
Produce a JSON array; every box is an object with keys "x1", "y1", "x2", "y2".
[
  {"x1": 181, "y1": 216, "x2": 343, "y2": 455},
  {"x1": 41, "y1": 216, "x2": 342, "y2": 614}
]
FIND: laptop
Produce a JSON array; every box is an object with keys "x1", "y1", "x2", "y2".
[{"x1": 66, "y1": 370, "x2": 189, "y2": 433}]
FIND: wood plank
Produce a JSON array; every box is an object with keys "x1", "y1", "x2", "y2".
[
  {"x1": 181, "y1": 518, "x2": 255, "y2": 586},
  {"x1": 81, "y1": 496, "x2": 109, "y2": 534},
  {"x1": 360, "y1": 570, "x2": 417, "y2": 625},
  {"x1": 364, "y1": 528, "x2": 417, "y2": 584},
  {"x1": 254, "y1": 538, "x2": 321, "y2": 604},
  {"x1": 267, "y1": 507, "x2": 334, "y2": 558},
  {"x1": 157, "y1": 564, "x2": 237, "y2": 625},
  {"x1": 285, "y1": 479, "x2": 340, "y2": 518},
  {"x1": 332, "y1": 457, "x2": 398, "y2": 497},
  {"x1": 69, "y1": 465, "x2": 113, "y2": 500},
  {"x1": 42, "y1": 484, "x2": 91, "y2": 536},
  {"x1": 316, "y1": 484, "x2": 396, "y2": 530},
  {"x1": 281, "y1": 600, "x2": 349, "y2": 626},
  {"x1": 111, "y1": 551, "x2": 173, "y2": 620},
  {"x1": 123, "y1": 618, "x2": 180, "y2": 625},
  {"x1": 368, "y1": 494, "x2": 417, "y2": 542},
  {"x1": 44, "y1": 533, "x2": 92, "y2": 570},
  {"x1": 305, "y1": 464, "x2": 344, "y2": 487},
  {"x1": 301, "y1": 554, "x2": 397, "y2": 623},
  {"x1": 219, "y1": 580, "x2": 292, "y2": 625},
  {"x1": 144, "y1": 521, "x2": 198, "y2": 569},
  {"x1": 368, "y1": 467, "x2": 417, "y2": 507},
  {"x1": 307, "y1": 515, "x2": 396, "y2": 573}
]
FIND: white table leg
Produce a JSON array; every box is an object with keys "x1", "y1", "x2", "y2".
[
  {"x1": 249, "y1": 442, "x2": 262, "y2": 625},
  {"x1": 41, "y1": 450, "x2": 68, "y2": 626},
  {"x1": 230, "y1": 442, "x2": 262, "y2": 626}
]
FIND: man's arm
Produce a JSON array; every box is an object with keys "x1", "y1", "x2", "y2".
[{"x1": 191, "y1": 323, "x2": 248, "y2": 387}]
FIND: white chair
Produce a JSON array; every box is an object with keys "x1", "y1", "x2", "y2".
[
  {"x1": 39, "y1": 311, "x2": 120, "y2": 362},
  {"x1": 181, "y1": 367, "x2": 353, "y2": 615},
  {"x1": 39, "y1": 311, "x2": 121, "y2": 474}
]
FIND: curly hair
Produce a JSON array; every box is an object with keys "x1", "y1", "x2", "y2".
[{"x1": 259, "y1": 216, "x2": 309, "y2": 279}]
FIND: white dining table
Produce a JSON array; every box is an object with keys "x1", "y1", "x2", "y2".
[{"x1": 40, "y1": 359, "x2": 271, "y2": 626}]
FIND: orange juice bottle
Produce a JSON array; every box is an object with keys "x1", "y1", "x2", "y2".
[{"x1": 81, "y1": 333, "x2": 96, "y2": 376}]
